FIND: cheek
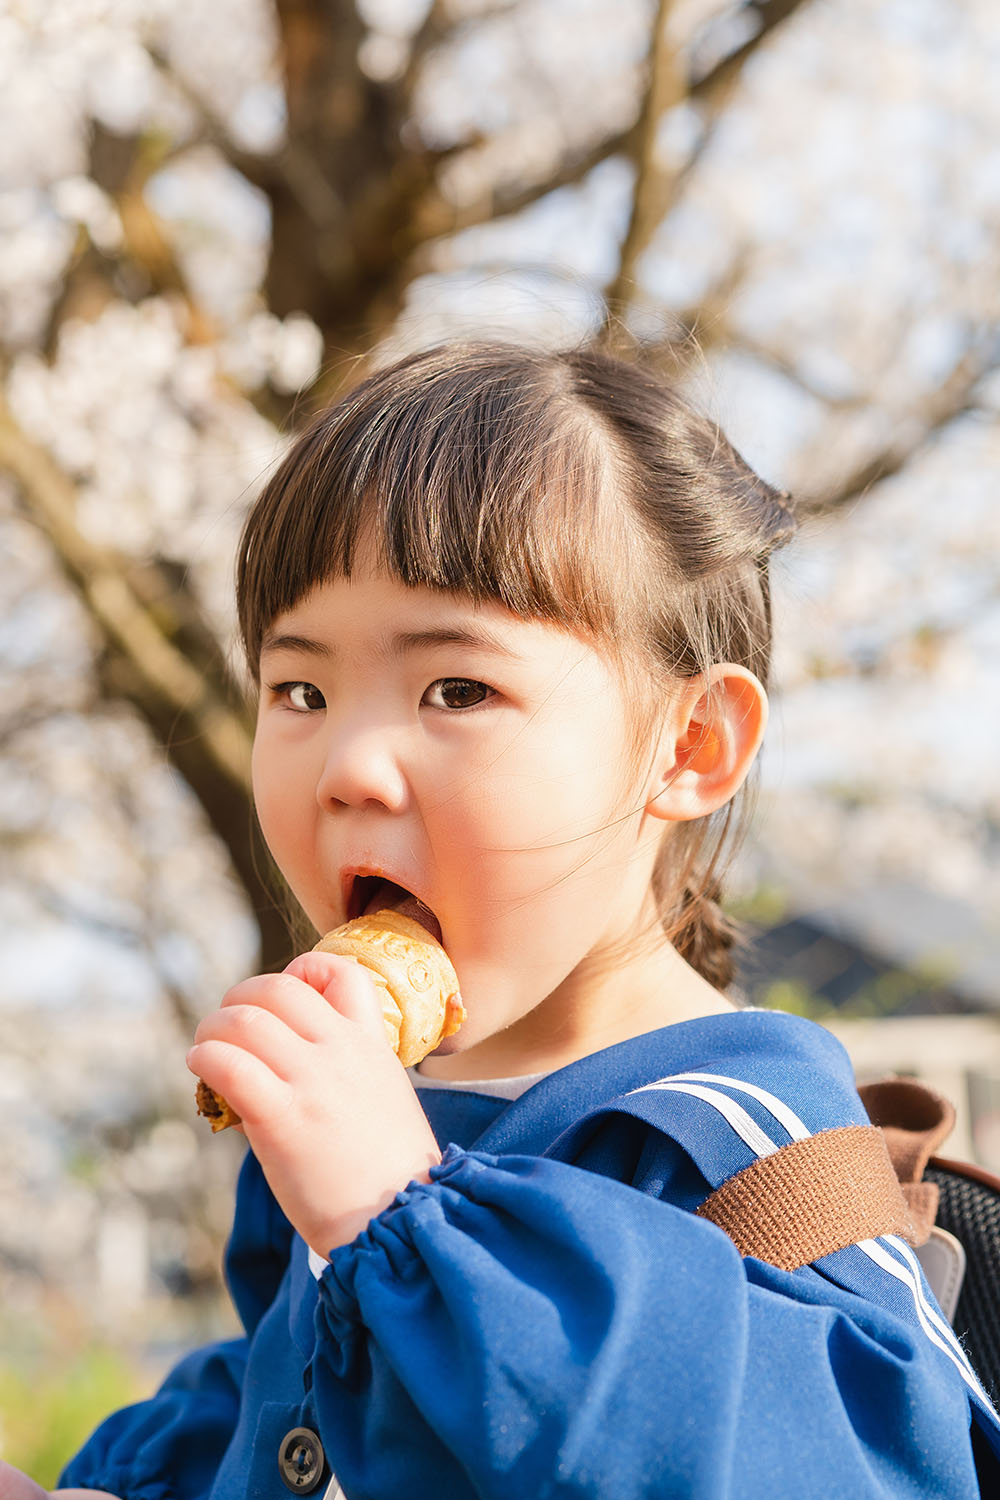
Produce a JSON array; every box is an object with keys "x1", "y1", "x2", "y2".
[
  {"x1": 250, "y1": 738, "x2": 278, "y2": 834},
  {"x1": 251, "y1": 737, "x2": 310, "y2": 877},
  {"x1": 433, "y1": 734, "x2": 634, "y2": 910},
  {"x1": 492, "y1": 728, "x2": 630, "y2": 841}
]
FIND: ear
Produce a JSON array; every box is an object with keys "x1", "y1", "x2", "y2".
[{"x1": 646, "y1": 665, "x2": 768, "y2": 824}]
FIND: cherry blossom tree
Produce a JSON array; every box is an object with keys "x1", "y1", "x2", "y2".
[
  {"x1": 2, "y1": 0, "x2": 998, "y2": 1014},
  {"x1": 2, "y1": 0, "x2": 999, "y2": 1385}
]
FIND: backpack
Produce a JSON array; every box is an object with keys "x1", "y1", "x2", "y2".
[
  {"x1": 859, "y1": 1077, "x2": 1000, "y2": 1397},
  {"x1": 696, "y1": 1075, "x2": 1000, "y2": 1484}
]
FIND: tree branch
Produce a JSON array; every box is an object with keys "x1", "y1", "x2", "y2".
[
  {"x1": 725, "y1": 333, "x2": 863, "y2": 408},
  {"x1": 803, "y1": 344, "x2": 997, "y2": 517},
  {"x1": 690, "y1": 0, "x2": 812, "y2": 106},
  {"x1": 599, "y1": 0, "x2": 685, "y2": 331},
  {"x1": 453, "y1": 0, "x2": 809, "y2": 335},
  {"x1": 411, "y1": 123, "x2": 638, "y2": 250}
]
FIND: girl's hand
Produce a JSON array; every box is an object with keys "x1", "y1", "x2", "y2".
[
  {"x1": 0, "y1": 1462, "x2": 121, "y2": 1499},
  {"x1": 187, "y1": 951, "x2": 442, "y2": 1257}
]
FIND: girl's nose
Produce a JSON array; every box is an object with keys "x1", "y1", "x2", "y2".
[{"x1": 315, "y1": 724, "x2": 409, "y2": 814}]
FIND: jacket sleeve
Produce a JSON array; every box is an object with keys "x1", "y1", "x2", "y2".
[
  {"x1": 310, "y1": 1146, "x2": 980, "y2": 1500},
  {"x1": 58, "y1": 1149, "x2": 293, "y2": 1500}
]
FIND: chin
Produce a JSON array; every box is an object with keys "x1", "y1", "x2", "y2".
[{"x1": 426, "y1": 1030, "x2": 469, "y2": 1057}]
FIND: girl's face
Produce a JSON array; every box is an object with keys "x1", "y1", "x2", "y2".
[{"x1": 251, "y1": 557, "x2": 669, "y2": 1060}]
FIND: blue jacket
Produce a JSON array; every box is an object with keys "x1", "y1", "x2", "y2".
[{"x1": 61, "y1": 1010, "x2": 1000, "y2": 1497}]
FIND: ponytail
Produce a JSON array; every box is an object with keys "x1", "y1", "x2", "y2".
[{"x1": 671, "y1": 880, "x2": 743, "y2": 993}]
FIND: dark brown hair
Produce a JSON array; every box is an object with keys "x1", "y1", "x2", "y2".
[{"x1": 238, "y1": 342, "x2": 796, "y2": 990}]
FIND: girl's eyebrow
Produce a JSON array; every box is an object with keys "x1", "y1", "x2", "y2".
[
  {"x1": 260, "y1": 625, "x2": 522, "y2": 661},
  {"x1": 391, "y1": 626, "x2": 521, "y2": 660},
  {"x1": 260, "y1": 631, "x2": 332, "y2": 659}
]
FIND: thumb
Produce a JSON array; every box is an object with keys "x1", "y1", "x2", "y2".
[
  {"x1": 282, "y1": 949, "x2": 391, "y2": 1045},
  {"x1": 0, "y1": 1466, "x2": 116, "y2": 1500}
]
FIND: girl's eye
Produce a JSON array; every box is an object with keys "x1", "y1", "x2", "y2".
[
  {"x1": 423, "y1": 678, "x2": 493, "y2": 711},
  {"x1": 273, "y1": 681, "x2": 326, "y2": 712}
]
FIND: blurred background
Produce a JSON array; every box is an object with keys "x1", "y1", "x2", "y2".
[{"x1": 1, "y1": 0, "x2": 999, "y2": 1478}]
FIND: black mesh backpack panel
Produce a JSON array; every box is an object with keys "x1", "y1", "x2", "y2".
[{"x1": 925, "y1": 1161, "x2": 1000, "y2": 1400}]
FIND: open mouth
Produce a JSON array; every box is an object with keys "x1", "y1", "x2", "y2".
[{"x1": 345, "y1": 873, "x2": 443, "y2": 945}]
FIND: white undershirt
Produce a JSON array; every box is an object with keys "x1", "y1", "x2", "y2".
[{"x1": 409, "y1": 1066, "x2": 551, "y2": 1100}]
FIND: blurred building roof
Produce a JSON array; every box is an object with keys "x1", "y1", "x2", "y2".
[{"x1": 739, "y1": 879, "x2": 1000, "y2": 1016}]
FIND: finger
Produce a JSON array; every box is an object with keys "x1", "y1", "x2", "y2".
[
  {"x1": 0, "y1": 1467, "x2": 118, "y2": 1500},
  {"x1": 0, "y1": 1463, "x2": 48, "y2": 1500},
  {"x1": 283, "y1": 951, "x2": 389, "y2": 1045},
  {"x1": 218, "y1": 971, "x2": 337, "y2": 1044},
  {"x1": 186, "y1": 1038, "x2": 290, "y2": 1126},
  {"x1": 192, "y1": 1004, "x2": 306, "y2": 1082},
  {"x1": 57, "y1": 1492, "x2": 125, "y2": 1499}
]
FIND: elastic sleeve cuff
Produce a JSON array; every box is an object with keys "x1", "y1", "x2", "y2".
[
  {"x1": 309, "y1": 1147, "x2": 474, "y2": 1284},
  {"x1": 316, "y1": 1144, "x2": 482, "y2": 1329}
]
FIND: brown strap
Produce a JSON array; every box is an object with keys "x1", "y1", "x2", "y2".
[
  {"x1": 858, "y1": 1078, "x2": 956, "y2": 1245},
  {"x1": 697, "y1": 1124, "x2": 915, "y2": 1271}
]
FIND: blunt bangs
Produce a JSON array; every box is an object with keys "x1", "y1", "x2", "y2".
[{"x1": 237, "y1": 344, "x2": 641, "y2": 679}]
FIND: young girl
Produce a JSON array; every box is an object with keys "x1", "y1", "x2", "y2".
[{"x1": 17, "y1": 343, "x2": 1000, "y2": 1496}]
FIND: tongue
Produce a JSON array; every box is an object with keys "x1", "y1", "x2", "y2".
[{"x1": 364, "y1": 880, "x2": 442, "y2": 944}]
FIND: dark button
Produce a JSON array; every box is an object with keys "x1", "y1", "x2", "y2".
[{"x1": 278, "y1": 1426, "x2": 326, "y2": 1493}]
